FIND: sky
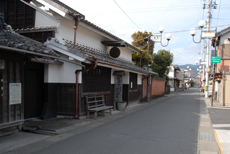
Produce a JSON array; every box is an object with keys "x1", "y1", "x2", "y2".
[{"x1": 60, "y1": 0, "x2": 230, "y2": 65}]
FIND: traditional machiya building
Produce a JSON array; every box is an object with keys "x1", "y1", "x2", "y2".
[
  {"x1": 167, "y1": 65, "x2": 181, "y2": 92},
  {"x1": 0, "y1": 26, "x2": 63, "y2": 131},
  {"x1": 211, "y1": 26, "x2": 230, "y2": 106},
  {"x1": 1, "y1": 0, "x2": 158, "y2": 127}
]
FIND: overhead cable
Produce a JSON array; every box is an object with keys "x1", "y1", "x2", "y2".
[{"x1": 113, "y1": 0, "x2": 142, "y2": 29}]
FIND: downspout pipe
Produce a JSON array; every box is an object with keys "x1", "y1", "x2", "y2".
[
  {"x1": 75, "y1": 70, "x2": 81, "y2": 118},
  {"x1": 222, "y1": 71, "x2": 225, "y2": 106},
  {"x1": 67, "y1": 12, "x2": 98, "y2": 69}
]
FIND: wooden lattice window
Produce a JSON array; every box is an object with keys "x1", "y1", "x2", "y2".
[
  {"x1": 82, "y1": 66, "x2": 111, "y2": 93},
  {"x1": 4, "y1": 0, "x2": 35, "y2": 29},
  {"x1": 130, "y1": 72, "x2": 137, "y2": 90}
]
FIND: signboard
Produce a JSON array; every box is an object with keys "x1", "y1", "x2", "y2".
[
  {"x1": 9, "y1": 83, "x2": 21, "y2": 105},
  {"x1": 200, "y1": 61, "x2": 206, "y2": 65},
  {"x1": 0, "y1": 60, "x2": 4, "y2": 69},
  {"x1": 202, "y1": 31, "x2": 215, "y2": 38},
  {"x1": 205, "y1": 67, "x2": 210, "y2": 73},
  {"x1": 151, "y1": 35, "x2": 161, "y2": 42},
  {"x1": 115, "y1": 76, "x2": 123, "y2": 103},
  {"x1": 212, "y1": 56, "x2": 221, "y2": 63}
]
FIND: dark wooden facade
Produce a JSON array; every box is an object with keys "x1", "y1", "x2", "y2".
[
  {"x1": 78, "y1": 66, "x2": 112, "y2": 116},
  {"x1": 4, "y1": 0, "x2": 55, "y2": 44},
  {"x1": 24, "y1": 62, "x2": 44, "y2": 119},
  {"x1": 0, "y1": 51, "x2": 24, "y2": 130},
  {"x1": 4, "y1": 0, "x2": 35, "y2": 29},
  {"x1": 57, "y1": 83, "x2": 76, "y2": 116},
  {"x1": 20, "y1": 31, "x2": 55, "y2": 44}
]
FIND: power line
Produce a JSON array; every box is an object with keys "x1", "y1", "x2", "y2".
[
  {"x1": 113, "y1": 0, "x2": 142, "y2": 29},
  {"x1": 216, "y1": 0, "x2": 221, "y2": 27}
]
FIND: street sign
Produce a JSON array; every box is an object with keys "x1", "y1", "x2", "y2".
[
  {"x1": 205, "y1": 67, "x2": 210, "y2": 73},
  {"x1": 202, "y1": 31, "x2": 215, "y2": 38},
  {"x1": 212, "y1": 56, "x2": 221, "y2": 63},
  {"x1": 151, "y1": 35, "x2": 161, "y2": 42},
  {"x1": 201, "y1": 61, "x2": 206, "y2": 65}
]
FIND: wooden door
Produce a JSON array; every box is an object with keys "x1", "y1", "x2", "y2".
[{"x1": 24, "y1": 62, "x2": 44, "y2": 119}]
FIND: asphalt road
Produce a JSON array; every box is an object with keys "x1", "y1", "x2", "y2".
[{"x1": 34, "y1": 88, "x2": 201, "y2": 154}]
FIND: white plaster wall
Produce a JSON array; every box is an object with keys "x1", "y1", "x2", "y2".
[
  {"x1": 44, "y1": 64, "x2": 59, "y2": 83},
  {"x1": 220, "y1": 32, "x2": 230, "y2": 44},
  {"x1": 138, "y1": 74, "x2": 142, "y2": 85},
  {"x1": 111, "y1": 69, "x2": 129, "y2": 84},
  {"x1": 58, "y1": 61, "x2": 82, "y2": 83},
  {"x1": 111, "y1": 68, "x2": 115, "y2": 84},
  {"x1": 44, "y1": 62, "x2": 82, "y2": 83},
  {"x1": 59, "y1": 18, "x2": 106, "y2": 51},
  {"x1": 168, "y1": 67, "x2": 174, "y2": 77},
  {"x1": 106, "y1": 46, "x2": 133, "y2": 63},
  {"x1": 122, "y1": 71, "x2": 129, "y2": 84},
  {"x1": 35, "y1": 10, "x2": 59, "y2": 27},
  {"x1": 120, "y1": 47, "x2": 132, "y2": 62}
]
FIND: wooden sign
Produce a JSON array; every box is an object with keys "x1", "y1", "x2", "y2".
[
  {"x1": 9, "y1": 83, "x2": 21, "y2": 105},
  {"x1": 115, "y1": 76, "x2": 123, "y2": 103}
]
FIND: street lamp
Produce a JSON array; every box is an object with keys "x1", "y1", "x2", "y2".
[
  {"x1": 190, "y1": 20, "x2": 206, "y2": 43},
  {"x1": 158, "y1": 26, "x2": 172, "y2": 47}
]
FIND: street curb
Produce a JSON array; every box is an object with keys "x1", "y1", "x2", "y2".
[{"x1": 197, "y1": 93, "x2": 220, "y2": 154}]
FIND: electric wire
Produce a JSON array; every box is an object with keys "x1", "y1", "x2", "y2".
[
  {"x1": 216, "y1": 0, "x2": 221, "y2": 27},
  {"x1": 113, "y1": 0, "x2": 142, "y2": 29}
]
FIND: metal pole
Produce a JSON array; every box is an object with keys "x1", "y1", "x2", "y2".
[
  {"x1": 147, "y1": 36, "x2": 150, "y2": 71},
  {"x1": 211, "y1": 30, "x2": 217, "y2": 106},
  {"x1": 205, "y1": 0, "x2": 211, "y2": 98},
  {"x1": 147, "y1": 35, "x2": 150, "y2": 101}
]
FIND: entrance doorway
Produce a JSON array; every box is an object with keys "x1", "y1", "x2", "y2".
[{"x1": 24, "y1": 62, "x2": 44, "y2": 119}]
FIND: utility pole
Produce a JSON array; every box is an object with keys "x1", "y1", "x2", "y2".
[
  {"x1": 202, "y1": 41, "x2": 206, "y2": 89},
  {"x1": 205, "y1": 0, "x2": 211, "y2": 98},
  {"x1": 147, "y1": 35, "x2": 150, "y2": 101}
]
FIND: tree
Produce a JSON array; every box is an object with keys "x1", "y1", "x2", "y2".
[
  {"x1": 150, "y1": 50, "x2": 173, "y2": 78},
  {"x1": 131, "y1": 31, "x2": 155, "y2": 67}
]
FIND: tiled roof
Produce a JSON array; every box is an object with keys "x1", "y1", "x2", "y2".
[
  {"x1": 14, "y1": 26, "x2": 57, "y2": 33},
  {"x1": 0, "y1": 29, "x2": 60, "y2": 57},
  {"x1": 43, "y1": 0, "x2": 85, "y2": 18},
  {"x1": 81, "y1": 20, "x2": 141, "y2": 53},
  {"x1": 47, "y1": 38, "x2": 150, "y2": 74},
  {"x1": 217, "y1": 26, "x2": 230, "y2": 37}
]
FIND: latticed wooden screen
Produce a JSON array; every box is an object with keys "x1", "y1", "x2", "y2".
[
  {"x1": 57, "y1": 84, "x2": 76, "y2": 116},
  {"x1": 4, "y1": 0, "x2": 35, "y2": 29},
  {"x1": 82, "y1": 66, "x2": 111, "y2": 93}
]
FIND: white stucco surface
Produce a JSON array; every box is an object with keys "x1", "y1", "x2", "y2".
[
  {"x1": 44, "y1": 64, "x2": 59, "y2": 83},
  {"x1": 44, "y1": 62, "x2": 82, "y2": 83},
  {"x1": 168, "y1": 67, "x2": 174, "y2": 77},
  {"x1": 220, "y1": 32, "x2": 230, "y2": 44},
  {"x1": 35, "y1": 10, "x2": 59, "y2": 27},
  {"x1": 138, "y1": 74, "x2": 142, "y2": 85},
  {"x1": 122, "y1": 71, "x2": 129, "y2": 84}
]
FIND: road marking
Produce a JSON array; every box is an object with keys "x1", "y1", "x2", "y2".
[
  {"x1": 207, "y1": 107, "x2": 230, "y2": 110},
  {"x1": 214, "y1": 130, "x2": 223, "y2": 154},
  {"x1": 212, "y1": 124, "x2": 230, "y2": 128}
]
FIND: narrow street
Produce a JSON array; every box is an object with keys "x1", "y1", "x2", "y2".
[{"x1": 32, "y1": 88, "x2": 201, "y2": 154}]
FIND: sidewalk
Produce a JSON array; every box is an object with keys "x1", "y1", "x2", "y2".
[{"x1": 205, "y1": 96, "x2": 230, "y2": 154}]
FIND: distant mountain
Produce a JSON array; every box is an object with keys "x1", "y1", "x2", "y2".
[{"x1": 175, "y1": 64, "x2": 199, "y2": 77}]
